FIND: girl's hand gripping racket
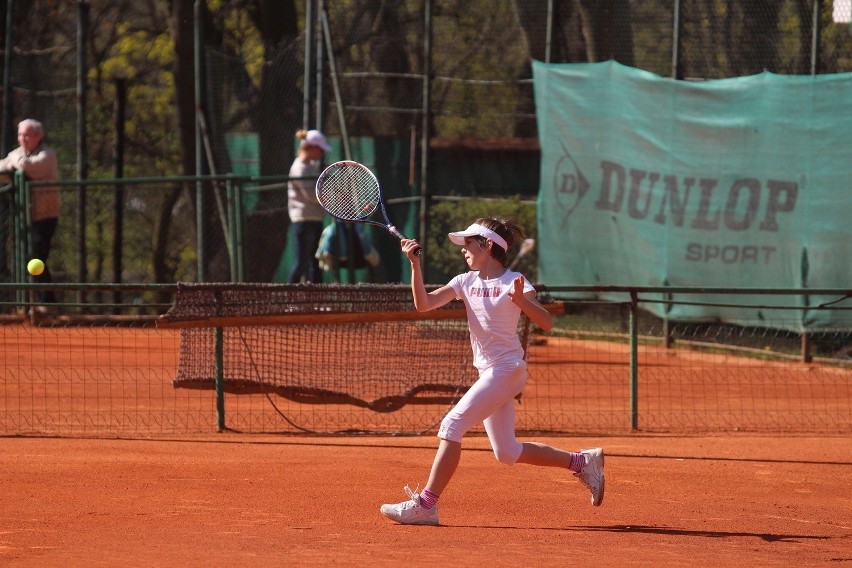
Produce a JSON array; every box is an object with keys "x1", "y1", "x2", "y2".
[{"x1": 316, "y1": 160, "x2": 421, "y2": 256}]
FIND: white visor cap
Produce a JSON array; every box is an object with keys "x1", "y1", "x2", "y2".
[
  {"x1": 305, "y1": 129, "x2": 332, "y2": 152},
  {"x1": 448, "y1": 223, "x2": 509, "y2": 251}
]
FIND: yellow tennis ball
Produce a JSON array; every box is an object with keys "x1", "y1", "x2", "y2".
[{"x1": 27, "y1": 258, "x2": 45, "y2": 276}]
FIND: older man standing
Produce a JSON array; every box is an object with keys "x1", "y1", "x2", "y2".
[{"x1": 0, "y1": 118, "x2": 61, "y2": 307}]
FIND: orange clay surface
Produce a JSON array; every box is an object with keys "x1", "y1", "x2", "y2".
[
  {"x1": 1, "y1": 324, "x2": 851, "y2": 566},
  {"x1": 1, "y1": 434, "x2": 850, "y2": 567}
]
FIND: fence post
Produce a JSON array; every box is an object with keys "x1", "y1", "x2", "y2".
[
  {"x1": 671, "y1": 0, "x2": 683, "y2": 79},
  {"x1": 14, "y1": 170, "x2": 29, "y2": 309},
  {"x1": 194, "y1": 1, "x2": 207, "y2": 282},
  {"x1": 629, "y1": 291, "x2": 639, "y2": 430},
  {"x1": 663, "y1": 288, "x2": 674, "y2": 348},
  {"x1": 77, "y1": 0, "x2": 90, "y2": 305},
  {"x1": 801, "y1": 332, "x2": 812, "y2": 363},
  {"x1": 232, "y1": 179, "x2": 245, "y2": 282},
  {"x1": 225, "y1": 178, "x2": 238, "y2": 281},
  {"x1": 419, "y1": 0, "x2": 433, "y2": 266},
  {"x1": 810, "y1": 0, "x2": 821, "y2": 75},
  {"x1": 215, "y1": 326, "x2": 226, "y2": 432},
  {"x1": 113, "y1": 77, "x2": 126, "y2": 310}
]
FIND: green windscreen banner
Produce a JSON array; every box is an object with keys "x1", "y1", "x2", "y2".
[{"x1": 533, "y1": 60, "x2": 851, "y2": 331}]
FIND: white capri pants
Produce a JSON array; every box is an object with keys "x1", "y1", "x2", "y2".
[{"x1": 437, "y1": 359, "x2": 527, "y2": 465}]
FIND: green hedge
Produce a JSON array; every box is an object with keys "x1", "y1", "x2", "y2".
[{"x1": 425, "y1": 197, "x2": 538, "y2": 284}]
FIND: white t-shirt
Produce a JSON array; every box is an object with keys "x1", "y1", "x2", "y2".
[
  {"x1": 287, "y1": 157, "x2": 325, "y2": 222},
  {"x1": 448, "y1": 269, "x2": 535, "y2": 371}
]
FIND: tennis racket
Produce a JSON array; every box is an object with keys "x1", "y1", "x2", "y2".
[{"x1": 316, "y1": 160, "x2": 421, "y2": 255}]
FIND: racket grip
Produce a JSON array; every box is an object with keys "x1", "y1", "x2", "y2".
[{"x1": 388, "y1": 225, "x2": 422, "y2": 257}]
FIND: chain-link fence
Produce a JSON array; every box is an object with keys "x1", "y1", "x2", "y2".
[
  {"x1": 4, "y1": 0, "x2": 852, "y2": 289},
  {"x1": 1, "y1": 1, "x2": 77, "y2": 287},
  {"x1": 200, "y1": 0, "x2": 852, "y2": 281},
  {"x1": 315, "y1": 0, "x2": 852, "y2": 140}
]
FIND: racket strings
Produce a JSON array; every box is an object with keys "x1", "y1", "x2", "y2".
[{"x1": 317, "y1": 166, "x2": 380, "y2": 221}]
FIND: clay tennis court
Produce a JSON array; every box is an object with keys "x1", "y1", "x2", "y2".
[{"x1": 1, "y1": 322, "x2": 851, "y2": 566}]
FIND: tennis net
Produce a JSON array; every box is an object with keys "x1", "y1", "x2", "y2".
[{"x1": 158, "y1": 283, "x2": 549, "y2": 416}]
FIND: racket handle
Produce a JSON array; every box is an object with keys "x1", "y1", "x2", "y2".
[{"x1": 388, "y1": 225, "x2": 422, "y2": 257}]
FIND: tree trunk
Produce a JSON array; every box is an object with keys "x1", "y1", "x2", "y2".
[
  {"x1": 575, "y1": 0, "x2": 635, "y2": 66},
  {"x1": 513, "y1": 0, "x2": 585, "y2": 64},
  {"x1": 730, "y1": 1, "x2": 780, "y2": 75},
  {"x1": 152, "y1": 186, "x2": 183, "y2": 302},
  {"x1": 244, "y1": 0, "x2": 300, "y2": 282}
]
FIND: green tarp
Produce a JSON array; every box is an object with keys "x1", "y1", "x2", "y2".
[{"x1": 533, "y1": 60, "x2": 851, "y2": 330}]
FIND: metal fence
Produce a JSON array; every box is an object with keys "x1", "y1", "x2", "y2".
[
  {"x1": 1, "y1": 283, "x2": 849, "y2": 437},
  {"x1": 3, "y1": 1, "x2": 852, "y2": 286}
]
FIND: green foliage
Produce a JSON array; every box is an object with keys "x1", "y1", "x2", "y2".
[
  {"x1": 429, "y1": 1, "x2": 531, "y2": 138},
  {"x1": 97, "y1": 22, "x2": 181, "y2": 177},
  {"x1": 212, "y1": 6, "x2": 265, "y2": 86},
  {"x1": 10, "y1": 0, "x2": 852, "y2": 290},
  {"x1": 425, "y1": 197, "x2": 538, "y2": 285}
]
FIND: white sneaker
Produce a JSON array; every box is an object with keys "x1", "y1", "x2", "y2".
[
  {"x1": 380, "y1": 485, "x2": 439, "y2": 526},
  {"x1": 574, "y1": 448, "x2": 605, "y2": 506}
]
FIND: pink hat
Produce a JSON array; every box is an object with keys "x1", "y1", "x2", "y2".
[{"x1": 305, "y1": 129, "x2": 332, "y2": 152}]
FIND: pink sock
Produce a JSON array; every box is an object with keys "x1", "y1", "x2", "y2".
[
  {"x1": 419, "y1": 489, "x2": 439, "y2": 510},
  {"x1": 567, "y1": 452, "x2": 586, "y2": 473}
]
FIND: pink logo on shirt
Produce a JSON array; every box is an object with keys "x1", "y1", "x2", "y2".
[{"x1": 468, "y1": 286, "x2": 503, "y2": 298}]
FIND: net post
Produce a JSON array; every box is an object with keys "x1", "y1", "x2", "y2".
[
  {"x1": 801, "y1": 331, "x2": 812, "y2": 363},
  {"x1": 663, "y1": 318, "x2": 673, "y2": 348},
  {"x1": 629, "y1": 291, "x2": 639, "y2": 431},
  {"x1": 215, "y1": 326, "x2": 226, "y2": 432}
]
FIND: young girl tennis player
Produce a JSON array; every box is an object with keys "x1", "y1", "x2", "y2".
[{"x1": 380, "y1": 218, "x2": 604, "y2": 526}]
